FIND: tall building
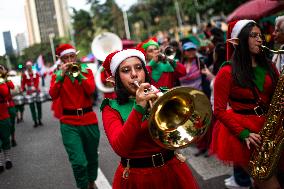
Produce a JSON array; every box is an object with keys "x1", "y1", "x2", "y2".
[
  {"x1": 15, "y1": 33, "x2": 28, "y2": 55},
  {"x1": 24, "y1": 0, "x2": 70, "y2": 45},
  {"x1": 3, "y1": 31, "x2": 14, "y2": 55}
]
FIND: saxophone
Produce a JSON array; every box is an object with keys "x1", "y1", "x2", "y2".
[{"x1": 248, "y1": 46, "x2": 284, "y2": 180}]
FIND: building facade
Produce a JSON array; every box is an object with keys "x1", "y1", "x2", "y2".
[
  {"x1": 3, "y1": 31, "x2": 14, "y2": 55},
  {"x1": 24, "y1": 0, "x2": 70, "y2": 45},
  {"x1": 15, "y1": 33, "x2": 28, "y2": 55}
]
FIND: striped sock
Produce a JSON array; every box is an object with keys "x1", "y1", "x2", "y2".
[
  {"x1": 0, "y1": 152, "x2": 4, "y2": 166},
  {"x1": 3, "y1": 149, "x2": 11, "y2": 162}
]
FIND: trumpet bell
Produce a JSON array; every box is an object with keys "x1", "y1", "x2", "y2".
[{"x1": 148, "y1": 87, "x2": 212, "y2": 150}]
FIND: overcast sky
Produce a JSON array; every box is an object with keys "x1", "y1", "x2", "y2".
[{"x1": 0, "y1": 0, "x2": 137, "y2": 55}]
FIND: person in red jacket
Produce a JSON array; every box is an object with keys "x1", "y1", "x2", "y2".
[
  {"x1": 137, "y1": 38, "x2": 186, "y2": 89},
  {"x1": 49, "y1": 44, "x2": 100, "y2": 189},
  {"x1": 100, "y1": 49, "x2": 199, "y2": 189},
  {"x1": 0, "y1": 66, "x2": 13, "y2": 173},
  {"x1": 210, "y1": 20, "x2": 281, "y2": 189},
  {"x1": 21, "y1": 61, "x2": 42, "y2": 127}
]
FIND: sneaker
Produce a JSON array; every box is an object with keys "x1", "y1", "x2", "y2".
[
  {"x1": 225, "y1": 177, "x2": 250, "y2": 189},
  {"x1": 224, "y1": 175, "x2": 235, "y2": 183},
  {"x1": 5, "y1": 161, "x2": 13, "y2": 169}
]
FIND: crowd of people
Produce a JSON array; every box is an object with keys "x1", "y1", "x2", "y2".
[{"x1": 0, "y1": 15, "x2": 284, "y2": 189}]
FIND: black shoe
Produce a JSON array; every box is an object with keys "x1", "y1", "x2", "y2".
[
  {"x1": 38, "y1": 120, "x2": 43, "y2": 126},
  {"x1": 5, "y1": 161, "x2": 12, "y2": 169},
  {"x1": 0, "y1": 165, "x2": 4, "y2": 173},
  {"x1": 16, "y1": 118, "x2": 20, "y2": 124},
  {"x1": 11, "y1": 139, "x2": 17, "y2": 147},
  {"x1": 34, "y1": 122, "x2": 38, "y2": 128}
]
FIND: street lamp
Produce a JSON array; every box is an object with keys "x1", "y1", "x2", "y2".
[{"x1": 49, "y1": 33, "x2": 56, "y2": 63}]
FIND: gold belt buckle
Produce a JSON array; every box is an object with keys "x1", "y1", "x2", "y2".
[
  {"x1": 76, "y1": 108, "x2": 83, "y2": 116},
  {"x1": 152, "y1": 153, "x2": 165, "y2": 167}
]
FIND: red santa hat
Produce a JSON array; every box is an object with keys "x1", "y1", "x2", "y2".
[
  {"x1": 136, "y1": 37, "x2": 159, "y2": 54},
  {"x1": 55, "y1": 44, "x2": 78, "y2": 57},
  {"x1": 26, "y1": 61, "x2": 33, "y2": 66},
  {"x1": 226, "y1": 19, "x2": 255, "y2": 60},
  {"x1": 102, "y1": 49, "x2": 146, "y2": 76}
]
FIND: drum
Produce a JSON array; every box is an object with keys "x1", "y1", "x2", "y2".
[
  {"x1": 12, "y1": 95, "x2": 24, "y2": 105},
  {"x1": 24, "y1": 93, "x2": 36, "y2": 104},
  {"x1": 36, "y1": 92, "x2": 47, "y2": 102}
]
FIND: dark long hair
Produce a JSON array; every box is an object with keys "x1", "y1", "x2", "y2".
[
  {"x1": 213, "y1": 43, "x2": 226, "y2": 75},
  {"x1": 231, "y1": 22, "x2": 278, "y2": 89},
  {"x1": 115, "y1": 59, "x2": 151, "y2": 105}
]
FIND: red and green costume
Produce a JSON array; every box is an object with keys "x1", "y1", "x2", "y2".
[
  {"x1": 21, "y1": 70, "x2": 42, "y2": 124},
  {"x1": 100, "y1": 98, "x2": 199, "y2": 189},
  {"x1": 146, "y1": 59, "x2": 186, "y2": 89},
  {"x1": 0, "y1": 81, "x2": 12, "y2": 155},
  {"x1": 210, "y1": 64, "x2": 279, "y2": 166},
  {"x1": 49, "y1": 66, "x2": 100, "y2": 189},
  {"x1": 5, "y1": 80, "x2": 16, "y2": 139}
]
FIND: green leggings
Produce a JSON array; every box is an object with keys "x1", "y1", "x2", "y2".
[
  {"x1": 29, "y1": 102, "x2": 42, "y2": 122},
  {"x1": 8, "y1": 107, "x2": 16, "y2": 135},
  {"x1": 60, "y1": 123, "x2": 100, "y2": 189},
  {"x1": 0, "y1": 118, "x2": 11, "y2": 151}
]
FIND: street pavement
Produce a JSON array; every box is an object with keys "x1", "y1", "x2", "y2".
[{"x1": 0, "y1": 99, "x2": 233, "y2": 189}]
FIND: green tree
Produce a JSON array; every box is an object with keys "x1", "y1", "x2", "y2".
[
  {"x1": 89, "y1": 0, "x2": 125, "y2": 37},
  {"x1": 71, "y1": 9, "x2": 94, "y2": 57}
]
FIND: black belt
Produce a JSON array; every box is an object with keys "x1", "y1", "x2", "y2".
[
  {"x1": 63, "y1": 106, "x2": 93, "y2": 116},
  {"x1": 234, "y1": 106, "x2": 267, "y2": 116},
  {"x1": 121, "y1": 150, "x2": 175, "y2": 168}
]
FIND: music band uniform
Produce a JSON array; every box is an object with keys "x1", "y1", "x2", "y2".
[
  {"x1": 21, "y1": 61, "x2": 42, "y2": 127},
  {"x1": 49, "y1": 44, "x2": 100, "y2": 189},
  {"x1": 100, "y1": 49, "x2": 199, "y2": 189}
]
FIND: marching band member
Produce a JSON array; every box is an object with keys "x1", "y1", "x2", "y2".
[
  {"x1": 100, "y1": 49, "x2": 199, "y2": 189},
  {"x1": 137, "y1": 38, "x2": 186, "y2": 89},
  {"x1": 0, "y1": 66, "x2": 13, "y2": 172},
  {"x1": 49, "y1": 44, "x2": 100, "y2": 189},
  {"x1": 210, "y1": 20, "x2": 280, "y2": 189},
  {"x1": 272, "y1": 15, "x2": 284, "y2": 73},
  {"x1": 21, "y1": 61, "x2": 43, "y2": 127},
  {"x1": 5, "y1": 70, "x2": 17, "y2": 147}
]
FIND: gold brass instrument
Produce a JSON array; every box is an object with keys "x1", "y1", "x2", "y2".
[
  {"x1": 158, "y1": 46, "x2": 176, "y2": 63},
  {"x1": 248, "y1": 46, "x2": 284, "y2": 180},
  {"x1": 261, "y1": 45, "x2": 284, "y2": 54},
  {"x1": 68, "y1": 62, "x2": 81, "y2": 78},
  {"x1": 92, "y1": 32, "x2": 123, "y2": 93},
  {"x1": 134, "y1": 81, "x2": 212, "y2": 150}
]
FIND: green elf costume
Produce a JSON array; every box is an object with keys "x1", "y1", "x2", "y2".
[
  {"x1": 49, "y1": 44, "x2": 100, "y2": 189},
  {"x1": 138, "y1": 38, "x2": 186, "y2": 89},
  {"x1": 0, "y1": 76, "x2": 13, "y2": 172}
]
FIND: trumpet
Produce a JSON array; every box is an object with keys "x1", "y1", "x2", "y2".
[
  {"x1": 261, "y1": 45, "x2": 284, "y2": 54},
  {"x1": 68, "y1": 62, "x2": 81, "y2": 78},
  {"x1": 158, "y1": 46, "x2": 176, "y2": 63}
]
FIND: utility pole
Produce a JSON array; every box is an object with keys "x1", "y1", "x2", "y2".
[
  {"x1": 194, "y1": 0, "x2": 201, "y2": 26},
  {"x1": 123, "y1": 10, "x2": 131, "y2": 39}
]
